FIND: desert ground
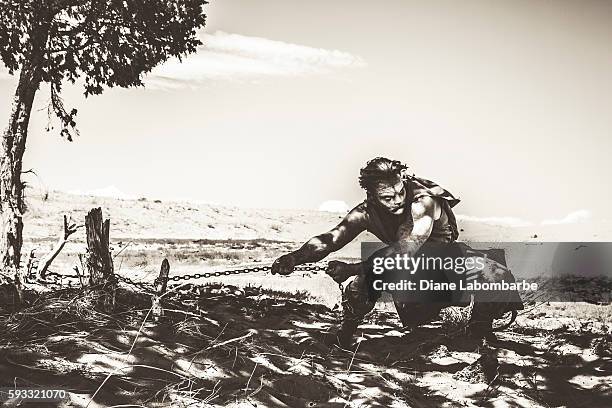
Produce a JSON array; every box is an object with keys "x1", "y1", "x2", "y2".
[{"x1": 0, "y1": 190, "x2": 610, "y2": 407}]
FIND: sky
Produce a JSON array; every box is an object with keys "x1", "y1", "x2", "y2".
[{"x1": 1, "y1": 0, "x2": 611, "y2": 226}]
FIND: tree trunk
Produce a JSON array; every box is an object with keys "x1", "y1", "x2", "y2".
[
  {"x1": 0, "y1": 24, "x2": 48, "y2": 279},
  {"x1": 0, "y1": 67, "x2": 41, "y2": 273},
  {"x1": 84, "y1": 208, "x2": 115, "y2": 312}
]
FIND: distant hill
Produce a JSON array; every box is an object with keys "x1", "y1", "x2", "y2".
[{"x1": 25, "y1": 190, "x2": 608, "y2": 242}]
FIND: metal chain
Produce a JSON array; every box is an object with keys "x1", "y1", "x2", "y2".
[
  {"x1": 165, "y1": 262, "x2": 327, "y2": 283},
  {"x1": 39, "y1": 271, "x2": 83, "y2": 288},
  {"x1": 115, "y1": 274, "x2": 155, "y2": 293},
  {"x1": 17, "y1": 262, "x2": 329, "y2": 291},
  {"x1": 166, "y1": 264, "x2": 271, "y2": 283},
  {"x1": 46, "y1": 271, "x2": 85, "y2": 281}
]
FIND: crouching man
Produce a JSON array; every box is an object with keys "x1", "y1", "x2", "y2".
[{"x1": 272, "y1": 157, "x2": 513, "y2": 348}]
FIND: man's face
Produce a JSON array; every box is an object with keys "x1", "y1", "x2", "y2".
[{"x1": 372, "y1": 177, "x2": 407, "y2": 215}]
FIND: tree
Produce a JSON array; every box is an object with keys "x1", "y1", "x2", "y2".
[{"x1": 0, "y1": 0, "x2": 207, "y2": 273}]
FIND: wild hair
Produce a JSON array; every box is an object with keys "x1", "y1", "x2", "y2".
[{"x1": 358, "y1": 157, "x2": 408, "y2": 191}]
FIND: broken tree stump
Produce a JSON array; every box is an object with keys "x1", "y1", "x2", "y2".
[
  {"x1": 152, "y1": 258, "x2": 170, "y2": 320},
  {"x1": 85, "y1": 208, "x2": 113, "y2": 284},
  {"x1": 84, "y1": 207, "x2": 115, "y2": 311}
]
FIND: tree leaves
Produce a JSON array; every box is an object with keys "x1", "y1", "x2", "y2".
[
  {"x1": 0, "y1": 0, "x2": 36, "y2": 73},
  {"x1": 43, "y1": 0, "x2": 207, "y2": 96},
  {"x1": 0, "y1": 0, "x2": 208, "y2": 115}
]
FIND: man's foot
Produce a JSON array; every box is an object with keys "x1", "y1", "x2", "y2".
[
  {"x1": 467, "y1": 321, "x2": 498, "y2": 343},
  {"x1": 324, "y1": 320, "x2": 358, "y2": 350},
  {"x1": 450, "y1": 326, "x2": 497, "y2": 352}
]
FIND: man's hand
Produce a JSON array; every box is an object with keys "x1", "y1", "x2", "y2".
[
  {"x1": 325, "y1": 260, "x2": 358, "y2": 284},
  {"x1": 271, "y1": 254, "x2": 296, "y2": 275}
]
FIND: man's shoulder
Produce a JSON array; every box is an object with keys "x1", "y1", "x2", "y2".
[
  {"x1": 352, "y1": 200, "x2": 368, "y2": 212},
  {"x1": 344, "y1": 201, "x2": 370, "y2": 224},
  {"x1": 411, "y1": 195, "x2": 441, "y2": 216},
  {"x1": 406, "y1": 174, "x2": 461, "y2": 208},
  {"x1": 413, "y1": 195, "x2": 438, "y2": 206}
]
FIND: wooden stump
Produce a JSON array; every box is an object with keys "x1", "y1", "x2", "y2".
[
  {"x1": 84, "y1": 208, "x2": 115, "y2": 311},
  {"x1": 152, "y1": 258, "x2": 170, "y2": 321}
]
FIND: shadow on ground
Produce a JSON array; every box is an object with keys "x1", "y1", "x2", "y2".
[{"x1": 0, "y1": 284, "x2": 610, "y2": 407}]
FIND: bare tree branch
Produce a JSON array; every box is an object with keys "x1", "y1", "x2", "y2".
[{"x1": 37, "y1": 214, "x2": 81, "y2": 280}]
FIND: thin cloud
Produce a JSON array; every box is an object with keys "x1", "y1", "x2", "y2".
[
  {"x1": 318, "y1": 200, "x2": 350, "y2": 213},
  {"x1": 68, "y1": 185, "x2": 136, "y2": 200},
  {"x1": 458, "y1": 210, "x2": 592, "y2": 227},
  {"x1": 1, "y1": 31, "x2": 365, "y2": 88},
  {"x1": 541, "y1": 209, "x2": 591, "y2": 225},
  {"x1": 147, "y1": 31, "x2": 366, "y2": 88},
  {"x1": 456, "y1": 214, "x2": 533, "y2": 228}
]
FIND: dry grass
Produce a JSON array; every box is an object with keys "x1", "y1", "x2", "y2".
[
  {"x1": 0, "y1": 285, "x2": 151, "y2": 343},
  {"x1": 0, "y1": 282, "x2": 342, "y2": 407}
]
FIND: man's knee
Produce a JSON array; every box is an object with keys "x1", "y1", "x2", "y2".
[
  {"x1": 342, "y1": 275, "x2": 377, "y2": 320},
  {"x1": 395, "y1": 302, "x2": 445, "y2": 328},
  {"x1": 471, "y1": 301, "x2": 510, "y2": 321}
]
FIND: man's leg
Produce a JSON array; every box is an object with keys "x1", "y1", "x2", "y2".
[
  {"x1": 464, "y1": 247, "x2": 523, "y2": 340},
  {"x1": 334, "y1": 273, "x2": 380, "y2": 348},
  {"x1": 467, "y1": 302, "x2": 498, "y2": 339}
]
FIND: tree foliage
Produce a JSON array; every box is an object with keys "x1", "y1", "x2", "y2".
[{"x1": 0, "y1": 0, "x2": 207, "y2": 138}]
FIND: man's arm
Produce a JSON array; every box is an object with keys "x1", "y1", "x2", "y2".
[
  {"x1": 293, "y1": 208, "x2": 367, "y2": 264},
  {"x1": 271, "y1": 206, "x2": 367, "y2": 275}
]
